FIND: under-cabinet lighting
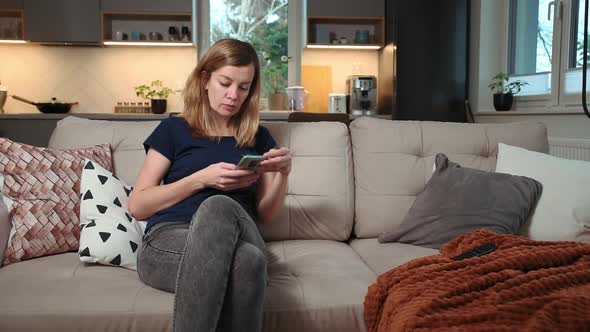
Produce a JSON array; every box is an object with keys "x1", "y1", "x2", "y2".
[
  {"x1": 306, "y1": 44, "x2": 381, "y2": 50},
  {"x1": 103, "y1": 41, "x2": 193, "y2": 47},
  {"x1": 0, "y1": 40, "x2": 27, "y2": 44}
]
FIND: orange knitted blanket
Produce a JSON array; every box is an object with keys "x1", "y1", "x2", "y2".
[{"x1": 364, "y1": 229, "x2": 590, "y2": 332}]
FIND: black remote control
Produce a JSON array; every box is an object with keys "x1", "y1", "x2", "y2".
[{"x1": 451, "y1": 243, "x2": 497, "y2": 261}]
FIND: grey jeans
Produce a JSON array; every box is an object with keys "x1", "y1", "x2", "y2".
[{"x1": 137, "y1": 195, "x2": 268, "y2": 332}]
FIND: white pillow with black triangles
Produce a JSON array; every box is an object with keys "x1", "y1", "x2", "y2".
[{"x1": 78, "y1": 158, "x2": 146, "y2": 270}]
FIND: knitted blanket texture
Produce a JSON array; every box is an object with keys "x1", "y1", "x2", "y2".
[{"x1": 364, "y1": 229, "x2": 590, "y2": 332}]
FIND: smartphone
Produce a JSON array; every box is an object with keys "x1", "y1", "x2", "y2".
[{"x1": 237, "y1": 154, "x2": 264, "y2": 169}]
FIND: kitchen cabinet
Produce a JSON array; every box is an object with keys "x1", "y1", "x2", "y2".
[
  {"x1": 0, "y1": 9, "x2": 23, "y2": 40},
  {"x1": 0, "y1": 0, "x2": 23, "y2": 10},
  {"x1": 0, "y1": 0, "x2": 23, "y2": 40},
  {"x1": 307, "y1": 17, "x2": 383, "y2": 47},
  {"x1": 24, "y1": 0, "x2": 100, "y2": 44},
  {"x1": 100, "y1": 0, "x2": 191, "y2": 14},
  {"x1": 101, "y1": 12, "x2": 192, "y2": 45},
  {"x1": 100, "y1": 0, "x2": 192, "y2": 46},
  {"x1": 307, "y1": 0, "x2": 383, "y2": 18},
  {"x1": 305, "y1": 0, "x2": 384, "y2": 48}
]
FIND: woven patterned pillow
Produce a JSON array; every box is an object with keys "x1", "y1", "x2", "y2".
[{"x1": 0, "y1": 138, "x2": 112, "y2": 266}]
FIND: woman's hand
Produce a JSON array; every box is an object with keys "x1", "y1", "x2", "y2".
[
  {"x1": 197, "y1": 162, "x2": 260, "y2": 191},
  {"x1": 258, "y1": 147, "x2": 292, "y2": 175}
]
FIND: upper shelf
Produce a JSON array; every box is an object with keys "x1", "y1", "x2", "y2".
[
  {"x1": 0, "y1": 9, "x2": 24, "y2": 40},
  {"x1": 101, "y1": 12, "x2": 193, "y2": 47},
  {"x1": 306, "y1": 16, "x2": 384, "y2": 49}
]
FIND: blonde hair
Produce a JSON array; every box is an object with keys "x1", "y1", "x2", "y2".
[{"x1": 180, "y1": 38, "x2": 261, "y2": 147}]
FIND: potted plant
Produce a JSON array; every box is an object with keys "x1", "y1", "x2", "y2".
[
  {"x1": 261, "y1": 52, "x2": 289, "y2": 110},
  {"x1": 134, "y1": 80, "x2": 176, "y2": 114},
  {"x1": 488, "y1": 73, "x2": 529, "y2": 111}
]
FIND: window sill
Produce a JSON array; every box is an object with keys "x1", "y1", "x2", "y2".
[{"x1": 477, "y1": 107, "x2": 590, "y2": 116}]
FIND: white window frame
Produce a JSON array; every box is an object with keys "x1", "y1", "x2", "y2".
[
  {"x1": 559, "y1": 0, "x2": 590, "y2": 106},
  {"x1": 472, "y1": 0, "x2": 588, "y2": 113},
  {"x1": 507, "y1": 0, "x2": 563, "y2": 110},
  {"x1": 193, "y1": 0, "x2": 302, "y2": 87}
]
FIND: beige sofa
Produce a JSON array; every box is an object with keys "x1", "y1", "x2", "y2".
[{"x1": 0, "y1": 116, "x2": 548, "y2": 332}]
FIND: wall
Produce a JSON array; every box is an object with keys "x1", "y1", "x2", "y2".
[
  {"x1": 0, "y1": 44, "x2": 196, "y2": 114},
  {"x1": 302, "y1": 49, "x2": 379, "y2": 94},
  {"x1": 469, "y1": 0, "x2": 508, "y2": 113},
  {"x1": 0, "y1": 44, "x2": 378, "y2": 114}
]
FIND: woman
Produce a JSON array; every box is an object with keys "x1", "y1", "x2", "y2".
[{"x1": 128, "y1": 38, "x2": 291, "y2": 332}]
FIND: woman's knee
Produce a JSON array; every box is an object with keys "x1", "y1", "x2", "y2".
[
  {"x1": 233, "y1": 242, "x2": 268, "y2": 279},
  {"x1": 192, "y1": 195, "x2": 251, "y2": 225},
  {"x1": 193, "y1": 195, "x2": 246, "y2": 223},
  {"x1": 201, "y1": 195, "x2": 242, "y2": 212}
]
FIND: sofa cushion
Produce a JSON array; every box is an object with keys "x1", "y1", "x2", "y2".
[
  {"x1": 349, "y1": 117, "x2": 548, "y2": 238},
  {"x1": 264, "y1": 240, "x2": 375, "y2": 331},
  {"x1": 378, "y1": 153, "x2": 543, "y2": 249},
  {"x1": 0, "y1": 138, "x2": 113, "y2": 266},
  {"x1": 0, "y1": 253, "x2": 173, "y2": 332},
  {"x1": 496, "y1": 143, "x2": 590, "y2": 242},
  {"x1": 0, "y1": 240, "x2": 375, "y2": 332},
  {"x1": 0, "y1": 192, "x2": 9, "y2": 266},
  {"x1": 79, "y1": 159, "x2": 146, "y2": 270},
  {"x1": 259, "y1": 122, "x2": 354, "y2": 241},
  {"x1": 349, "y1": 238, "x2": 437, "y2": 275},
  {"x1": 48, "y1": 116, "x2": 160, "y2": 186},
  {"x1": 50, "y1": 117, "x2": 355, "y2": 242}
]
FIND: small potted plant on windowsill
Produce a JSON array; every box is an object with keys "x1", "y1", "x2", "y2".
[
  {"x1": 488, "y1": 72, "x2": 529, "y2": 111},
  {"x1": 263, "y1": 54, "x2": 289, "y2": 110},
  {"x1": 134, "y1": 80, "x2": 176, "y2": 114}
]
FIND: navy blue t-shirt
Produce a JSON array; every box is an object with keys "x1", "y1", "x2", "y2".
[{"x1": 142, "y1": 117, "x2": 276, "y2": 231}]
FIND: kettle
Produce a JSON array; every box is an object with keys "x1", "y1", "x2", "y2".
[{"x1": 285, "y1": 86, "x2": 309, "y2": 111}]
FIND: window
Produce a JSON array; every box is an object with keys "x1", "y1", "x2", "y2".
[
  {"x1": 563, "y1": 0, "x2": 588, "y2": 98},
  {"x1": 506, "y1": 0, "x2": 589, "y2": 108},
  {"x1": 508, "y1": 0, "x2": 553, "y2": 96},
  {"x1": 196, "y1": 0, "x2": 302, "y2": 110}
]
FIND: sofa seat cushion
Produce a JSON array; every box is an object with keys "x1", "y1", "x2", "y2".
[
  {"x1": 0, "y1": 240, "x2": 375, "y2": 332},
  {"x1": 264, "y1": 240, "x2": 376, "y2": 332},
  {"x1": 349, "y1": 238, "x2": 437, "y2": 275},
  {"x1": 0, "y1": 253, "x2": 173, "y2": 332}
]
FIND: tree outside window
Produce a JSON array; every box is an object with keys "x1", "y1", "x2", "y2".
[{"x1": 210, "y1": 0, "x2": 289, "y2": 105}]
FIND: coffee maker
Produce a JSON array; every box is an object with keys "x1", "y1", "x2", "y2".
[{"x1": 346, "y1": 75, "x2": 377, "y2": 115}]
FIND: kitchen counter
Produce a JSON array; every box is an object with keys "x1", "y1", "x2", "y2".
[
  {"x1": 0, "y1": 111, "x2": 288, "y2": 121},
  {"x1": 0, "y1": 111, "x2": 392, "y2": 147},
  {"x1": 0, "y1": 111, "x2": 392, "y2": 121},
  {"x1": 0, "y1": 113, "x2": 170, "y2": 120}
]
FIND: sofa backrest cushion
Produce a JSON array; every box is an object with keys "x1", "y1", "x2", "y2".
[
  {"x1": 349, "y1": 117, "x2": 548, "y2": 239},
  {"x1": 49, "y1": 117, "x2": 354, "y2": 241},
  {"x1": 258, "y1": 121, "x2": 354, "y2": 241},
  {"x1": 48, "y1": 116, "x2": 159, "y2": 186}
]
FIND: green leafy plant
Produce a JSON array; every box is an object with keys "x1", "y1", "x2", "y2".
[
  {"x1": 488, "y1": 72, "x2": 529, "y2": 95},
  {"x1": 251, "y1": 19, "x2": 289, "y2": 96},
  {"x1": 134, "y1": 80, "x2": 176, "y2": 100},
  {"x1": 264, "y1": 59, "x2": 289, "y2": 95}
]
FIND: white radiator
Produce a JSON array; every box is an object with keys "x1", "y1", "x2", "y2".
[{"x1": 549, "y1": 137, "x2": 590, "y2": 161}]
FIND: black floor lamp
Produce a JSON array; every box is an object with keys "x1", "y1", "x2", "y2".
[{"x1": 583, "y1": 0, "x2": 590, "y2": 119}]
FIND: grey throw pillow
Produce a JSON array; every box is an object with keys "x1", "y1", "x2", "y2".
[{"x1": 378, "y1": 153, "x2": 543, "y2": 249}]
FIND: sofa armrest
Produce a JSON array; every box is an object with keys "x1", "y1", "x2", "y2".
[{"x1": 0, "y1": 193, "x2": 10, "y2": 267}]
